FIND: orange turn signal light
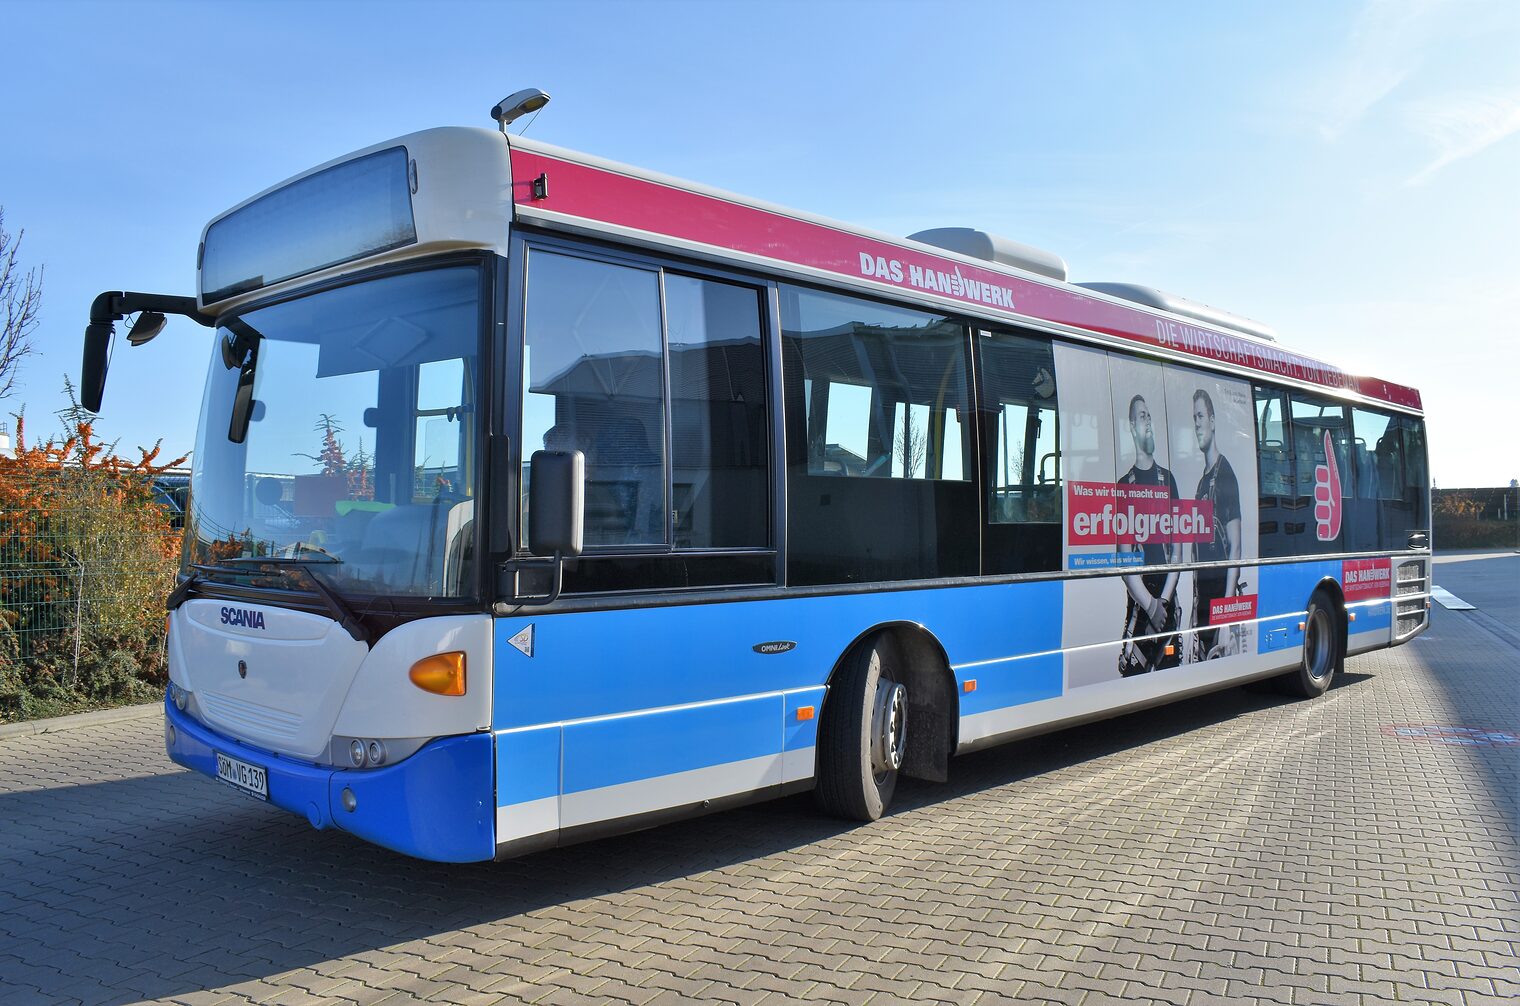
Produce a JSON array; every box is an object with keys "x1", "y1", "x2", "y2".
[
  {"x1": 963, "y1": 679, "x2": 977, "y2": 693},
  {"x1": 1164, "y1": 644, "x2": 1176, "y2": 657},
  {"x1": 796, "y1": 705, "x2": 815, "y2": 722},
  {"x1": 409, "y1": 652, "x2": 466, "y2": 696}
]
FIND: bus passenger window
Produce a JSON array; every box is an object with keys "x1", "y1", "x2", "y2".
[
  {"x1": 978, "y1": 329, "x2": 1060, "y2": 574},
  {"x1": 781, "y1": 285, "x2": 977, "y2": 585},
  {"x1": 1352, "y1": 408, "x2": 1401, "y2": 502},
  {"x1": 1369, "y1": 412, "x2": 1430, "y2": 546},
  {"x1": 521, "y1": 251, "x2": 666, "y2": 549},
  {"x1": 783, "y1": 288, "x2": 970, "y2": 484},
  {"x1": 1288, "y1": 393, "x2": 1355, "y2": 553},
  {"x1": 664, "y1": 273, "x2": 769, "y2": 549},
  {"x1": 1254, "y1": 385, "x2": 1298, "y2": 557},
  {"x1": 1400, "y1": 416, "x2": 1430, "y2": 533}
]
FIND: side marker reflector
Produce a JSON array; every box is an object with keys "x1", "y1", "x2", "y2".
[
  {"x1": 963, "y1": 679, "x2": 977, "y2": 693},
  {"x1": 1164, "y1": 644, "x2": 1176, "y2": 657},
  {"x1": 796, "y1": 705, "x2": 815, "y2": 721},
  {"x1": 409, "y1": 652, "x2": 466, "y2": 696},
  {"x1": 1348, "y1": 612, "x2": 1357, "y2": 622},
  {"x1": 1298, "y1": 621, "x2": 1306, "y2": 631}
]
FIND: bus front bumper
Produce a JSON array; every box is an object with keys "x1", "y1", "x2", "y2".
[{"x1": 163, "y1": 695, "x2": 494, "y2": 863}]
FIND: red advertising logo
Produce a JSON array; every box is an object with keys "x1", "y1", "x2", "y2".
[
  {"x1": 1208, "y1": 595, "x2": 1258, "y2": 625},
  {"x1": 1067, "y1": 481, "x2": 1213, "y2": 546},
  {"x1": 1314, "y1": 431, "x2": 1343, "y2": 541},
  {"x1": 1342, "y1": 558, "x2": 1392, "y2": 602}
]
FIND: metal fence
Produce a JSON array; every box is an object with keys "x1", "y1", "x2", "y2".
[{"x1": 0, "y1": 466, "x2": 179, "y2": 694}]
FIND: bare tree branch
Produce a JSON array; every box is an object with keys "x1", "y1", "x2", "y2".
[
  {"x1": 894, "y1": 406, "x2": 927, "y2": 478},
  {"x1": 0, "y1": 208, "x2": 44, "y2": 402}
]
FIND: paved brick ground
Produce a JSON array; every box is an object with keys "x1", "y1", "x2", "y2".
[{"x1": 1, "y1": 600, "x2": 1515, "y2": 1005}]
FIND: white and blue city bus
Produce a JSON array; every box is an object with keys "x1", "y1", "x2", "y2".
[{"x1": 81, "y1": 93, "x2": 1431, "y2": 863}]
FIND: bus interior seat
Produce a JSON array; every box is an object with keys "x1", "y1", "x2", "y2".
[
  {"x1": 358, "y1": 503, "x2": 447, "y2": 591},
  {"x1": 1354, "y1": 443, "x2": 1378, "y2": 498}
]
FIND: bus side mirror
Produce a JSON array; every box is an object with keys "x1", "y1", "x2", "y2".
[
  {"x1": 527, "y1": 450, "x2": 584, "y2": 558},
  {"x1": 81, "y1": 322, "x2": 113, "y2": 413}
]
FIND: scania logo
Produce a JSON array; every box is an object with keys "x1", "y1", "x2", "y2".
[
  {"x1": 220, "y1": 606, "x2": 267, "y2": 630},
  {"x1": 752, "y1": 640, "x2": 796, "y2": 655}
]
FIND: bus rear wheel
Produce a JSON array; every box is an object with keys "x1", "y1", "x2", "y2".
[
  {"x1": 1278, "y1": 590, "x2": 1342, "y2": 699},
  {"x1": 816, "y1": 635, "x2": 906, "y2": 821}
]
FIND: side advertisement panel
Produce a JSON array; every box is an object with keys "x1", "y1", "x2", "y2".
[{"x1": 1056, "y1": 343, "x2": 1260, "y2": 689}]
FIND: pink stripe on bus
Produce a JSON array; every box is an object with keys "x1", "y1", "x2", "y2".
[{"x1": 510, "y1": 149, "x2": 1421, "y2": 412}]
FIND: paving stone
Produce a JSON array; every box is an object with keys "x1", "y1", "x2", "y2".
[{"x1": 0, "y1": 605, "x2": 1514, "y2": 1005}]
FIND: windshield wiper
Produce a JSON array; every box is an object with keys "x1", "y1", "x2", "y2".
[
  {"x1": 194, "y1": 558, "x2": 371, "y2": 645},
  {"x1": 166, "y1": 570, "x2": 202, "y2": 611}
]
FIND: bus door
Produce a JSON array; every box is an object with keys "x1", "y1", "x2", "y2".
[{"x1": 977, "y1": 329, "x2": 1061, "y2": 576}]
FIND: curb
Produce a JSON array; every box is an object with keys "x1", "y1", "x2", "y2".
[{"x1": 0, "y1": 702, "x2": 161, "y2": 741}]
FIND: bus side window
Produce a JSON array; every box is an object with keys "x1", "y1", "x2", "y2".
[
  {"x1": 664, "y1": 273, "x2": 769, "y2": 549},
  {"x1": 521, "y1": 250, "x2": 666, "y2": 549},
  {"x1": 781, "y1": 285, "x2": 977, "y2": 585},
  {"x1": 1254, "y1": 385, "x2": 1297, "y2": 557},
  {"x1": 1287, "y1": 392, "x2": 1355, "y2": 553},
  {"x1": 1400, "y1": 414, "x2": 1430, "y2": 536},
  {"x1": 978, "y1": 329, "x2": 1060, "y2": 574},
  {"x1": 1353, "y1": 406, "x2": 1408, "y2": 550}
]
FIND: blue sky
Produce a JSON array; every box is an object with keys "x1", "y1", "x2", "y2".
[{"x1": 3, "y1": 0, "x2": 1515, "y2": 486}]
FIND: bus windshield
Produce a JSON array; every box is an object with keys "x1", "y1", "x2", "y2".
[{"x1": 185, "y1": 265, "x2": 482, "y2": 598}]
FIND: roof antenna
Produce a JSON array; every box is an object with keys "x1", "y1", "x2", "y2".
[{"x1": 491, "y1": 88, "x2": 551, "y2": 135}]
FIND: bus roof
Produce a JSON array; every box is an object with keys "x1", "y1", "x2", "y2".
[{"x1": 506, "y1": 134, "x2": 1421, "y2": 414}]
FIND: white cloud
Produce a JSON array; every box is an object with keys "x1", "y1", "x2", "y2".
[
  {"x1": 1403, "y1": 87, "x2": 1520, "y2": 185},
  {"x1": 1317, "y1": 0, "x2": 1436, "y2": 140}
]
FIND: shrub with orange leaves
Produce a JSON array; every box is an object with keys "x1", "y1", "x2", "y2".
[{"x1": 0, "y1": 394, "x2": 188, "y2": 722}]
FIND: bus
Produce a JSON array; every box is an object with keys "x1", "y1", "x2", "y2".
[{"x1": 81, "y1": 92, "x2": 1431, "y2": 863}]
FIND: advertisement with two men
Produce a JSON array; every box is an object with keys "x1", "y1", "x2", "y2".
[{"x1": 1055, "y1": 343, "x2": 1260, "y2": 689}]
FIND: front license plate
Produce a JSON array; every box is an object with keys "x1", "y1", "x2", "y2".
[{"x1": 215, "y1": 752, "x2": 269, "y2": 801}]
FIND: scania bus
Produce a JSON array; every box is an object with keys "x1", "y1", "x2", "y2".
[{"x1": 81, "y1": 90, "x2": 1431, "y2": 862}]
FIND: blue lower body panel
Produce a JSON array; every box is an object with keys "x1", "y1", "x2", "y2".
[{"x1": 164, "y1": 696, "x2": 494, "y2": 863}]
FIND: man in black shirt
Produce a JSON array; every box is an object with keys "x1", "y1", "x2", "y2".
[
  {"x1": 1191, "y1": 389, "x2": 1242, "y2": 659},
  {"x1": 1118, "y1": 394, "x2": 1181, "y2": 676}
]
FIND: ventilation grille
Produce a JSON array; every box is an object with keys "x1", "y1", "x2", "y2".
[
  {"x1": 200, "y1": 691, "x2": 303, "y2": 740},
  {"x1": 1394, "y1": 559, "x2": 1429, "y2": 639}
]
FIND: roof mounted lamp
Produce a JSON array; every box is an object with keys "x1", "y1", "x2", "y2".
[{"x1": 491, "y1": 88, "x2": 550, "y2": 133}]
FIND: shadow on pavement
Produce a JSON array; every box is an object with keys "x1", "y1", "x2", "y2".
[{"x1": 0, "y1": 670, "x2": 1369, "y2": 1004}]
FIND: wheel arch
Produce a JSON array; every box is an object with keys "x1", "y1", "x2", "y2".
[{"x1": 820, "y1": 620, "x2": 959, "y2": 784}]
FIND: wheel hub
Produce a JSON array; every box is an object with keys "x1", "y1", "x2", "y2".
[{"x1": 871, "y1": 681, "x2": 907, "y2": 776}]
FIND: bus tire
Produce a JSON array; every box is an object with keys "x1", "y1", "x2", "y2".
[
  {"x1": 1279, "y1": 590, "x2": 1341, "y2": 699},
  {"x1": 815, "y1": 635, "x2": 907, "y2": 821}
]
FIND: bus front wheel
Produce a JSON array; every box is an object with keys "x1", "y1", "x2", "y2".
[
  {"x1": 1278, "y1": 590, "x2": 1342, "y2": 699},
  {"x1": 816, "y1": 635, "x2": 906, "y2": 821}
]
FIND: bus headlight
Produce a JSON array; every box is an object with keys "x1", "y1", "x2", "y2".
[{"x1": 349, "y1": 739, "x2": 366, "y2": 767}]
